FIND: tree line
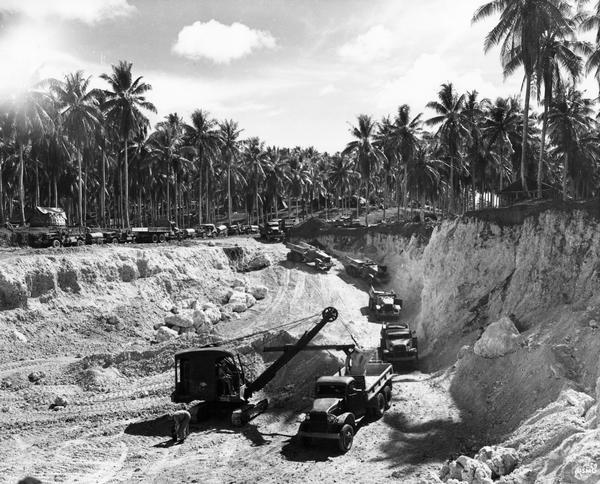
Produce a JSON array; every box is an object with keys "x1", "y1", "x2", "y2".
[{"x1": 2, "y1": 0, "x2": 600, "y2": 228}]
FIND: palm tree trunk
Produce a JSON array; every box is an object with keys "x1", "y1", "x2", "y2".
[
  {"x1": 383, "y1": 173, "x2": 387, "y2": 221},
  {"x1": 166, "y1": 162, "x2": 171, "y2": 222},
  {"x1": 499, "y1": 140, "x2": 504, "y2": 192},
  {"x1": 562, "y1": 153, "x2": 569, "y2": 200},
  {"x1": 0, "y1": 155, "x2": 4, "y2": 223},
  {"x1": 124, "y1": 138, "x2": 130, "y2": 228},
  {"x1": 34, "y1": 157, "x2": 39, "y2": 208},
  {"x1": 537, "y1": 99, "x2": 549, "y2": 199},
  {"x1": 256, "y1": 178, "x2": 260, "y2": 225},
  {"x1": 19, "y1": 144, "x2": 25, "y2": 224},
  {"x1": 175, "y1": 169, "x2": 179, "y2": 224},
  {"x1": 227, "y1": 164, "x2": 232, "y2": 225},
  {"x1": 198, "y1": 157, "x2": 203, "y2": 225},
  {"x1": 521, "y1": 73, "x2": 531, "y2": 195},
  {"x1": 365, "y1": 181, "x2": 370, "y2": 227},
  {"x1": 101, "y1": 150, "x2": 106, "y2": 226}
]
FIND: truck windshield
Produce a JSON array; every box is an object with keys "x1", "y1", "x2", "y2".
[
  {"x1": 316, "y1": 384, "x2": 346, "y2": 397},
  {"x1": 389, "y1": 332, "x2": 410, "y2": 340}
]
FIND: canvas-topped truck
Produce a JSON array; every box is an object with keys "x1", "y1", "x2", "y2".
[
  {"x1": 298, "y1": 354, "x2": 393, "y2": 453},
  {"x1": 285, "y1": 241, "x2": 333, "y2": 271},
  {"x1": 368, "y1": 286, "x2": 402, "y2": 320}
]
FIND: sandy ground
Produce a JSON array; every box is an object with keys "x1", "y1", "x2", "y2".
[{"x1": 0, "y1": 237, "x2": 482, "y2": 483}]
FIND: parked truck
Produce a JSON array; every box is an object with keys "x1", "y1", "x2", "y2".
[
  {"x1": 378, "y1": 322, "x2": 418, "y2": 367},
  {"x1": 285, "y1": 241, "x2": 333, "y2": 271},
  {"x1": 298, "y1": 357, "x2": 393, "y2": 453},
  {"x1": 260, "y1": 219, "x2": 285, "y2": 242},
  {"x1": 131, "y1": 220, "x2": 176, "y2": 243},
  {"x1": 368, "y1": 286, "x2": 402, "y2": 320}
]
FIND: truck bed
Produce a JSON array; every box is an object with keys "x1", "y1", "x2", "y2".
[{"x1": 336, "y1": 362, "x2": 392, "y2": 394}]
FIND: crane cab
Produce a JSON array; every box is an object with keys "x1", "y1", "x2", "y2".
[{"x1": 172, "y1": 347, "x2": 246, "y2": 404}]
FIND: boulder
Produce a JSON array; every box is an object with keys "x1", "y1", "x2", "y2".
[
  {"x1": 443, "y1": 455, "x2": 493, "y2": 484},
  {"x1": 54, "y1": 395, "x2": 68, "y2": 407},
  {"x1": 231, "y1": 277, "x2": 247, "y2": 288},
  {"x1": 156, "y1": 326, "x2": 179, "y2": 342},
  {"x1": 245, "y1": 294, "x2": 256, "y2": 309},
  {"x1": 10, "y1": 329, "x2": 27, "y2": 343},
  {"x1": 556, "y1": 388, "x2": 595, "y2": 417},
  {"x1": 164, "y1": 310, "x2": 195, "y2": 329},
  {"x1": 203, "y1": 306, "x2": 222, "y2": 325},
  {"x1": 248, "y1": 284, "x2": 268, "y2": 300},
  {"x1": 474, "y1": 317, "x2": 522, "y2": 358},
  {"x1": 227, "y1": 301, "x2": 248, "y2": 313},
  {"x1": 232, "y1": 285, "x2": 246, "y2": 293},
  {"x1": 153, "y1": 321, "x2": 165, "y2": 330},
  {"x1": 475, "y1": 446, "x2": 519, "y2": 477},
  {"x1": 247, "y1": 253, "x2": 271, "y2": 271},
  {"x1": 28, "y1": 371, "x2": 46, "y2": 383},
  {"x1": 119, "y1": 263, "x2": 139, "y2": 282}
]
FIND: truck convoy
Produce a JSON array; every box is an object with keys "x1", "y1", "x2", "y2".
[
  {"x1": 368, "y1": 286, "x2": 402, "y2": 320},
  {"x1": 378, "y1": 322, "x2": 418, "y2": 366},
  {"x1": 285, "y1": 241, "x2": 333, "y2": 271},
  {"x1": 298, "y1": 354, "x2": 393, "y2": 453}
]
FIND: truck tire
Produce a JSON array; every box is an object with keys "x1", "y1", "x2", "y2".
[
  {"x1": 52, "y1": 239, "x2": 62, "y2": 248},
  {"x1": 159, "y1": 234, "x2": 166, "y2": 243},
  {"x1": 76, "y1": 239, "x2": 84, "y2": 246},
  {"x1": 338, "y1": 424, "x2": 354, "y2": 453},
  {"x1": 372, "y1": 392, "x2": 386, "y2": 419},
  {"x1": 383, "y1": 386, "x2": 392, "y2": 410},
  {"x1": 151, "y1": 234, "x2": 159, "y2": 243},
  {"x1": 111, "y1": 237, "x2": 119, "y2": 244}
]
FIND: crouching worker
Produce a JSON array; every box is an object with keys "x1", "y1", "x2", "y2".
[{"x1": 170, "y1": 404, "x2": 191, "y2": 443}]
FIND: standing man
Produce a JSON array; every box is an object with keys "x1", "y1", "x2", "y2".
[{"x1": 171, "y1": 404, "x2": 191, "y2": 443}]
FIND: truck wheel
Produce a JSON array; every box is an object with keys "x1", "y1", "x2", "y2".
[
  {"x1": 52, "y1": 239, "x2": 62, "y2": 248},
  {"x1": 111, "y1": 237, "x2": 119, "y2": 244},
  {"x1": 338, "y1": 424, "x2": 354, "y2": 453},
  {"x1": 159, "y1": 234, "x2": 166, "y2": 243},
  {"x1": 372, "y1": 392, "x2": 386, "y2": 419},
  {"x1": 151, "y1": 234, "x2": 159, "y2": 243},
  {"x1": 77, "y1": 239, "x2": 84, "y2": 246},
  {"x1": 383, "y1": 386, "x2": 392, "y2": 410}
]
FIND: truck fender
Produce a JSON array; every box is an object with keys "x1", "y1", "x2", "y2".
[{"x1": 335, "y1": 412, "x2": 356, "y2": 429}]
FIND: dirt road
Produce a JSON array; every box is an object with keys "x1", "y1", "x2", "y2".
[{"x1": 0, "y1": 238, "x2": 481, "y2": 483}]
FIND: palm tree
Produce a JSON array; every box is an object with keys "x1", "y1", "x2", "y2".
[
  {"x1": 329, "y1": 154, "x2": 359, "y2": 214},
  {"x1": 11, "y1": 85, "x2": 54, "y2": 223},
  {"x1": 264, "y1": 147, "x2": 290, "y2": 219},
  {"x1": 392, "y1": 105, "x2": 423, "y2": 215},
  {"x1": 52, "y1": 71, "x2": 102, "y2": 226},
  {"x1": 218, "y1": 120, "x2": 243, "y2": 225},
  {"x1": 184, "y1": 110, "x2": 220, "y2": 225},
  {"x1": 482, "y1": 97, "x2": 521, "y2": 194},
  {"x1": 547, "y1": 85, "x2": 597, "y2": 199},
  {"x1": 473, "y1": 0, "x2": 571, "y2": 195},
  {"x1": 101, "y1": 60, "x2": 156, "y2": 228},
  {"x1": 463, "y1": 91, "x2": 487, "y2": 210},
  {"x1": 243, "y1": 137, "x2": 269, "y2": 224},
  {"x1": 426, "y1": 83, "x2": 468, "y2": 212},
  {"x1": 343, "y1": 114, "x2": 382, "y2": 226}
]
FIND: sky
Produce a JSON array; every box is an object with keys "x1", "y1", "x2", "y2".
[{"x1": 0, "y1": 0, "x2": 597, "y2": 152}]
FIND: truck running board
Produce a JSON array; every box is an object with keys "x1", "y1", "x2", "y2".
[{"x1": 231, "y1": 398, "x2": 269, "y2": 426}]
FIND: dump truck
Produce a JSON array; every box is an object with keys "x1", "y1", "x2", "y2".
[
  {"x1": 298, "y1": 357, "x2": 393, "y2": 453},
  {"x1": 260, "y1": 219, "x2": 285, "y2": 242},
  {"x1": 285, "y1": 241, "x2": 333, "y2": 271},
  {"x1": 341, "y1": 255, "x2": 388, "y2": 281},
  {"x1": 172, "y1": 306, "x2": 341, "y2": 426},
  {"x1": 368, "y1": 286, "x2": 402, "y2": 320},
  {"x1": 378, "y1": 322, "x2": 418, "y2": 366}
]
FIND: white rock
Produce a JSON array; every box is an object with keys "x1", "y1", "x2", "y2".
[
  {"x1": 457, "y1": 345, "x2": 471, "y2": 360},
  {"x1": 446, "y1": 455, "x2": 493, "y2": 484},
  {"x1": 231, "y1": 277, "x2": 247, "y2": 288},
  {"x1": 248, "y1": 284, "x2": 268, "y2": 300},
  {"x1": 556, "y1": 388, "x2": 595, "y2": 417},
  {"x1": 193, "y1": 310, "x2": 209, "y2": 327},
  {"x1": 232, "y1": 285, "x2": 246, "y2": 293},
  {"x1": 247, "y1": 253, "x2": 271, "y2": 271},
  {"x1": 156, "y1": 326, "x2": 179, "y2": 342},
  {"x1": 474, "y1": 317, "x2": 522, "y2": 358},
  {"x1": 164, "y1": 310, "x2": 195, "y2": 329},
  {"x1": 153, "y1": 321, "x2": 165, "y2": 330},
  {"x1": 11, "y1": 330, "x2": 27, "y2": 343},
  {"x1": 475, "y1": 446, "x2": 519, "y2": 477},
  {"x1": 203, "y1": 306, "x2": 222, "y2": 324},
  {"x1": 227, "y1": 301, "x2": 248, "y2": 313},
  {"x1": 245, "y1": 294, "x2": 256, "y2": 308},
  {"x1": 228, "y1": 291, "x2": 247, "y2": 304},
  {"x1": 589, "y1": 319, "x2": 599, "y2": 328}
]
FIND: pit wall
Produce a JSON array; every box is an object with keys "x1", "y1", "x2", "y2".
[{"x1": 314, "y1": 209, "x2": 600, "y2": 388}]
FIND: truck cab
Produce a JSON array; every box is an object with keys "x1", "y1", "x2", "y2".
[
  {"x1": 368, "y1": 287, "x2": 402, "y2": 320},
  {"x1": 298, "y1": 361, "x2": 393, "y2": 453},
  {"x1": 379, "y1": 323, "x2": 418, "y2": 366},
  {"x1": 260, "y1": 220, "x2": 284, "y2": 242}
]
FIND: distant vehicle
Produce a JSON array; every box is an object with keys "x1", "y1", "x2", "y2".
[
  {"x1": 341, "y1": 255, "x2": 388, "y2": 281},
  {"x1": 298, "y1": 357, "x2": 393, "y2": 453},
  {"x1": 378, "y1": 322, "x2": 418, "y2": 366},
  {"x1": 85, "y1": 229, "x2": 105, "y2": 245},
  {"x1": 368, "y1": 286, "x2": 402, "y2": 321},
  {"x1": 332, "y1": 215, "x2": 361, "y2": 228},
  {"x1": 131, "y1": 220, "x2": 176, "y2": 243},
  {"x1": 260, "y1": 219, "x2": 285, "y2": 242},
  {"x1": 285, "y1": 241, "x2": 333, "y2": 271},
  {"x1": 102, "y1": 228, "x2": 136, "y2": 244},
  {"x1": 226, "y1": 223, "x2": 241, "y2": 236},
  {"x1": 216, "y1": 224, "x2": 228, "y2": 237},
  {"x1": 197, "y1": 224, "x2": 218, "y2": 238}
]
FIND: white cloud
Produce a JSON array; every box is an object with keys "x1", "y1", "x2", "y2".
[
  {"x1": 338, "y1": 25, "x2": 394, "y2": 63},
  {"x1": 319, "y1": 84, "x2": 338, "y2": 96},
  {"x1": 0, "y1": 0, "x2": 135, "y2": 24},
  {"x1": 172, "y1": 20, "x2": 276, "y2": 64}
]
